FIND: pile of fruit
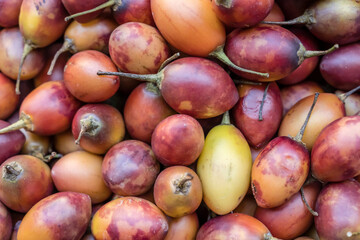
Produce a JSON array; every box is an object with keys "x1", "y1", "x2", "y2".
[{"x1": 0, "y1": 0, "x2": 359, "y2": 239}]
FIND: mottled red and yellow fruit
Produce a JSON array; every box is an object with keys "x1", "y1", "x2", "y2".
[
  {"x1": 225, "y1": 24, "x2": 309, "y2": 81},
  {"x1": 251, "y1": 136, "x2": 310, "y2": 208},
  {"x1": 279, "y1": 93, "x2": 345, "y2": 150},
  {"x1": 255, "y1": 181, "x2": 321, "y2": 240},
  {"x1": 315, "y1": 180, "x2": 360, "y2": 240},
  {"x1": 17, "y1": 192, "x2": 92, "y2": 240},
  {"x1": 164, "y1": 213, "x2": 199, "y2": 240},
  {"x1": 64, "y1": 50, "x2": 120, "y2": 102},
  {"x1": 109, "y1": 22, "x2": 170, "y2": 74},
  {"x1": 0, "y1": 155, "x2": 53, "y2": 213},
  {"x1": 151, "y1": 114, "x2": 204, "y2": 166},
  {"x1": 151, "y1": 0, "x2": 225, "y2": 57},
  {"x1": 311, "y1": 116, "x2": 360, "y2": 182},
  {"x1": 91, "y1": 197, "x2": 168, "y2": 239},
  {"x1": 197, "y1": 213, "x2": 275, "y2": 239},
  {"x1": 232, "y1": 82, "x2": 283, "y2": 149},
  {"x1": 0, "y1": 73, "x2": 19, "y2": 120},
  {"x1": 154, "y1": 166, "x2": 202, "y2": 218},
  {"x1": 102, "y1": 140, "x2": 160, "y2": 196},
  {"x1": 51, "y1": 151, "x2": 112, "y2": 204}
]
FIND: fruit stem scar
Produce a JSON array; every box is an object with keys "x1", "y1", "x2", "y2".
[
  {"x1": 259, "y1": 83, "x2": 270, "y2": 121},
  {"x1": 293, "y1": 92, "x2": 319, "y2": 143},
  {"x1": 75, "y1": 115, "x2": 101, "y2": 145},
  {"x1": 173, "y1": 173, "x2": 193, "y2": 195}
]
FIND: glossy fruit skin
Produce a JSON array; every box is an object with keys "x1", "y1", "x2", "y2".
[
  {"x1": 0, "y1": 201, "x2": 12, "y2": 240},
  {"x1": 212, "y1": 0, "x2": 274, "y2": 28},
  {"x1": 124, "y1": 83, "x2": 175, "y2": 143},
  {"x1": 0, "y1": 27, "x2": 46, "y2": 81},
  {"x1": 160, "y1": 57, "x2": 239, "y2": 119},
  {"x1": 225, "y1": 24, "x2": 304, "y2": 81},
  {"x1": 278, "y1": 93, "x2": 345, "y2": 150},
  {"x1": 278, "y1": 28, "x2": 319, "y2": 85},
  {"x1": 196, "y1": 213, "x2": 273, "y2": 239},
  {"x1": 151, "y1": 114, "x2": 204, "y2": 166},
  {"x1": 232, "y1": 82, "x2": 283, "y2": 149},
  {"x1": 306, "y1": 0, "x2": 360, "y2": 45},
  {"x1": 64, "y1": 14, "x2": 118, "y2": 54},
  {"x1": 164, "y1": 213, "x2": 199, "y2": 240},
  {"x1": 197, "y1": 124, "x2": 252, "y2": 215},
  {"x1": 154, "y1": 166, "x2": 203, "y2": 218},
  {"x1": 19, "y1": 0, "x2": 68, "y2": 47},
  {"x1": 53, "y1": 129, "x2": 82, "y2": 155},
  {"x1": 0, "y1": 155, "x2": 53, "y2": 213},
  {"x1": 280, "y1": 81, "x2": 324, "y2": 116},
  {"x1": 51, "y1": 151, "x2": 112, "y2": 204},
  {"x1": 17, "y1": 192, "x2": 92, "y2": 240},
  {"x1": 72, "y1": 104, "x2": 125, "y2": 154},
  {"x1": 0, "y1": 74, "x2": 19, "y2": 120},
  {"x1": 254, "y1": 181, "x2": 321, "y2": 240},
  {"x1": 20, "y1": 81, "x2": 82, "y2": 136},
  {"x1": 0, "y1": 121, "x2": 25, "y2": 164},
  {"x1": 315, "y1": 180, "x2": 360, "y2": 240},
  {"x1": 109, "y1": 22, "x2": 170, "y2": 74},
  {"x1": 320, "y1": 42, "x2": 360, "y2": 91},
  {"x1": 64, "y1": 50, "x2": 120, "y2": 102},
  {"x1": 311, "y1": 116, "x2": 360, "y2": 182},
  {"x1": 91, "y1": 197, "x2": 169, "y2": 240},
  {"x1": 151, "y1": 0, "x2": 225, "y2": 57},
  {"x1": 102, "y1": 140, "x2": 160, "y2": 196},
  {"x1": 251, "y1": 136, "x2": 310, "y2": 208},
  {"x1": 112, "y1": 0, "x2": 155, "y2": 26},
  {"x1": 62, "y1": 0, "x2": 106, "y2": 23},
  {"x1": 0, "y1": 0, "x2": 22, "y2": 27}
]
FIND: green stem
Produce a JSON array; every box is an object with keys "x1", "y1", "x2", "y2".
[
  {"x1": 233, "y1": 79, "x2": 263, "y2": 86},
  {"x1": 97, "y1": 70, "x2": 163, "y2": 87},
  {"x1": 304, "y1": 44, "x2": 339, "y2": 59},
  {"x1": 262, "y1": 9, "x2": 316, "y2": 25},
  {"x1": 16, "y1": 41, "x2": 34, "y2": 95},
  {"x1": 214, "y1": 0, "x2": 232, "y2": 8},
  {"x1": 337, "y1": 85, "x2": 360, "y2": 102},
  {"x1": 64, "y1": 0, "x2": 116, "y2": 22},
  {"x1": 259, "y1": 83, "x2": 270, "y2": 121},
  {"x1": 209, "y1": 45, "x2": 269, "y2": 78},
  {"x1": 48, "y1": 38, "x2": 76, "y2": 75},
  {"x1": 292, "y1": 92, "x2": 319, "y2": 143},
  {"x1": 158, "y1": 52, "x2": 180, "y2": 72},
  {"x1": 0, "y1": 112, "x2": 33, "y2": 134},
  {"x1": 221, "y1": 111, "x2": 231, "y2": 125},
  {"x1": 300, "y1": 187, "x2": 318, "y2": 216}
]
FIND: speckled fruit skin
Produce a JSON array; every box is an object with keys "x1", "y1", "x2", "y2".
[
  {"x1": 320, "y1": 42, "x2": 360, "y2": 91},
  {"x1": 64, "y1": 50, "x2": 120, "y2": 102},
  {"x1": 124, "y1": 83, "x2": 175, "y2": 143},
  {"x1": 62, "y1": 0, "x2": 106, "y2": 23},
  {"x1": 0, "y1": 120, "x2": 25, "y2": 164},
  {"x1": 225, "y1": 24, "x2": 304, "y2": 81},
  {"x1": 17, "y1": 192, "x2": 92, "y2": 240},
  {"x1": 153, "y1": 166, "x2": 203, "y2": 218},
  {"x1": 315, "y1": 180, "x2": 360, "y2": 240},
  {"x1": 109, "y1": 22, "x2": 169, "y2": 74},
  {"x1": 72, "y1": 104, "x2": 125, "y2": 155},
  {"x1": 0, "y1": 155, "x2": 53, "y2": 213},
  {"x1": 112, "y1": 0, "x2": 155, "y2": 26},
  {"x1": 20, "y1": 81, "x2": 82, "y2": 136},
  {"x1": 254, "y1": 181, "x2": 321, "y2": 240},
  {"x1": 0, "y1": 201, "x2": 12, "y2": 240},
  {"x1": 251, "y1": 136, "x2": 310, "y2": 208},
  {"x1": 51, "y1": 151, "x2": 112, "y2": 204},
  {"x1": 151, "y1": 114, "x2": 204, "y2": 166},
  {"x1": 278, "y1": 93, "x2": 345, "y2": 150},
  {"x1": 91, "y1": 197, "x2": 169, "y2": 240},
  {"x1": 212, "y1": 0, "x2": 274, "y2": 28},
  {"x1": 232, "y1": 82, "x2": 283, "y2": 149},
  {"x1": 196, "y1": 213, "x2": 273, "y2": 239},
  {"x1": 102, "y1": 140, "x2": 160, "y2": 196},
  {"x1": 160, "y1": 57, "x2": 239, "y2": 119},
  {"x1": 311, "y1": 116, "x2": 360, "y2": 182}
]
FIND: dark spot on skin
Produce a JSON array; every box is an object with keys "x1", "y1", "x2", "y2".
[
  {"x1": 106, "y1": 220, "x2": 120, "y2": 240},
  {"x1": 153, "y1": 52, "x2": 162, "y2": 66}
]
